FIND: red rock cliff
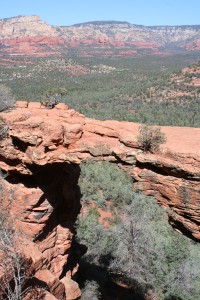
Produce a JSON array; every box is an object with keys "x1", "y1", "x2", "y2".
[
  {"x1": 1, "y1": 16, "x2": 200, "y2": 58},
  {"x1": 0, "y1": 102, "x2": 199, "y2": 298}
]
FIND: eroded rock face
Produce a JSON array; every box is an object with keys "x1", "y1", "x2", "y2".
[
  {"x1": 0, "y1": 16, "x2": 66, "y2": 57},
  {"x1": 0, "y1": 16, "x2": 57, "y2": 38},
  {"x1": 0, "y1": 162, "x2": 82, "y2": 299},
  {"x1": 133, "y1": 153, "x2": 200, "y2": 239},
  {"x1": 0, "y1": 102, "x2": 200, "y2": 298},
  {"x1": 0, "y1": 36, "x2": 66, "y2": 57}
]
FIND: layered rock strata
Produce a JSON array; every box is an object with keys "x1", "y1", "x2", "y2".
[
  {"x1": 1, "y1": 16, "x2": 200, "y2": 57},
  {"x1": 0, "y1": 102, "x2": 199, "y2": 298},
  {"x1": 0, "y1": 16, "x2": 66, "y2": 57}
]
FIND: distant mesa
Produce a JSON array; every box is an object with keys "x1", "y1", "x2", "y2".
[
  {"x1": 72, "y1": 20, "x2": 131, "y2": 26},
  {"x1": 0, "y1": 15, "x2": 200, "y2": 57}
]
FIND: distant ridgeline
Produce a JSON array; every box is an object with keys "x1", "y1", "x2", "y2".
[{"x1": 0, "y1": 15, "x2": 200, "y2": 57}]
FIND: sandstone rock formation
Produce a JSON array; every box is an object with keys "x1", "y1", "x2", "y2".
[
  {"x1": 57, "y1": 21, "x2": 200, "y2": 49},
  {"x1": 0, "y1": 36, "x2": 66, "y2": 56},
  {"x1": 0, "y1": 102, "x2": 199, "y2": 298},
  {"x1": 1, "y1": 16, "x2": 200, "y2": 57},
  {"x1": 0, "y1": 16, "x2": 57, "y2": 38},
  {"x1": 0, "y1": 16, "x2": 66, "y2": 57}
]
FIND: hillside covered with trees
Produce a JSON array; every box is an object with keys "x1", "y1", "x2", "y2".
[{"x1": 0, "y1": 53, "x2": 200, "y2": 127}]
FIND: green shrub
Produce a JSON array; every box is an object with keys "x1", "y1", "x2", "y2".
[
  {"x1": 79, "y1": 162, "x2": 133, "y2": 209},
  {"x1": 0, "y1": 84, "x2": 15, "y2": 112},
  {"x1": 76, "y1": 207, "x2": 102, "y2": 247},
  {"x1": 41, "y1": 87, "x2": 68, "y2": 106},
  {"x1": 137, "y1": 125, "x2": 166, "y2": 152},
  {"x1": 0, "y1": 118, "x2": 9, "y2": 141},
  {"x1": 80, "y1": 280, "x2": 101, "y2": 300}
]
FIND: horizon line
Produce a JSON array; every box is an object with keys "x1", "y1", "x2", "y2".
[{"x1": 0, "y1": 14, "x2": 200, "y2": 28}]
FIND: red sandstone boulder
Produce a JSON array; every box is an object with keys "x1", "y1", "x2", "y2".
[
  {"x1": 35, "y1": 270, "x2": 66, "y2": 299},
  {"x1": 61, "y1": 278, "x2": 81, "y2": 300}
]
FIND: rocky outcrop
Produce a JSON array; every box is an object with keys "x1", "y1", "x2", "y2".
[
  {"x1": 0, "y1": 102, "x2": 199, "y2": 298},
  {"x1": 0, "y1": 36, "x2": 66, "y2": 56},
  {"x1": 0, "y1": 16, "x2": 66, "y2": 57},
  {"x1": 0, "y1": 16, "x2": 57, "y2": 38},
  {"x1": 0, "y1": 16, "x2": 200, "y2": 57},
  {"x1": 57, "y1": 22, "x2": 200, "y2": 49},
  {"x1": 133, "y1": 153, "x2": 200, "y2": 239},
  {"x1": 186, "y1": 39, "x2": 200, "y2": 51}
]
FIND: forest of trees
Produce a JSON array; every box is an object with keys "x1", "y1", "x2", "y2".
[
  {"x1": 0, "y1": 54, "x2": 200, "y2": 127},
  {"x1": 76, "y1": 162, "x2": 200, "y2": 300}
]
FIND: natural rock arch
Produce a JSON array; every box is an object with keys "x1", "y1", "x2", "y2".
[{"x1": 0, "y1": 101, "x2": 199, "y2": 299}]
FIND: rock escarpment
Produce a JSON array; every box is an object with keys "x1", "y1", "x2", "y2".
[
  {"x1": 57, "y1": 22, "x2": 200, "y2": 50},
  {"x1": 0, "y1": 102, "x2": 199, "y2": 298},
  {"x1": 0, "y1": 16, "x2": 66, "y2": 57},
  {"x1": 1, "y1": 16, "x2": 200, "y2": 57}
]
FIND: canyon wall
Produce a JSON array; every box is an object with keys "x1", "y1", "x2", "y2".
[{"x1": 0, "y1": 102, "x2": 199, "y2": 298}]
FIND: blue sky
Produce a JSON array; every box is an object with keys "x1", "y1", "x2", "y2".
[{"x1": 0, "y1": 0, "x2": 200, "y2": 26}]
